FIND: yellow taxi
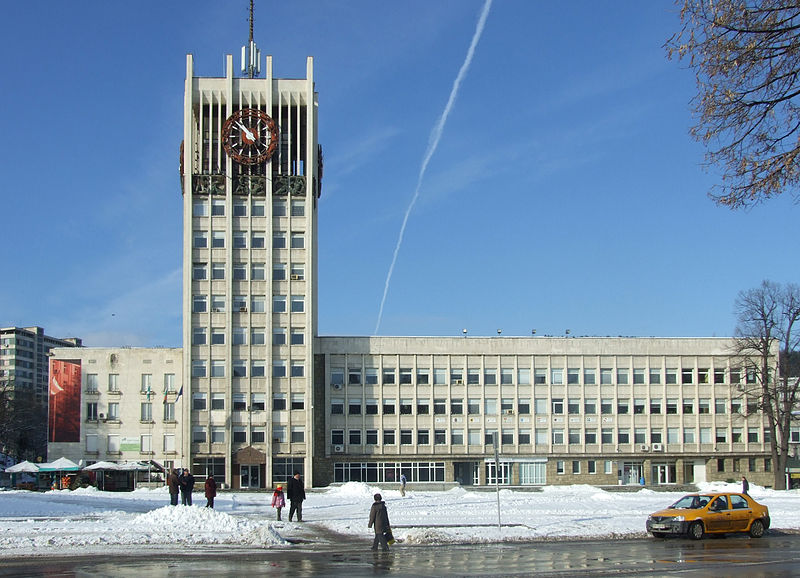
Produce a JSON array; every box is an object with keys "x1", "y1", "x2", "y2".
[{"x1": 646, "y1": 492, "x2": 770, "y2": 539}]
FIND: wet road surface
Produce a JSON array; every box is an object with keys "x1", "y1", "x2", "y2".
[{"x1": 4, "y1": 533, "x2": 800, "y2": 577}]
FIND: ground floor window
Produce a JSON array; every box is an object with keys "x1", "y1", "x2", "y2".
[
  {"x1": 334, "y1": 461, "x2": 445, "y2": 483},
  {"x1": 193, "y1": 457, "x2": 225, "y2": 486},
  {"x1": 519, "y1": 461, "x2": 547, "y2": 485},
  {"x1": 273, "y1": 457, "x2": 305, "y2": 485},
  {"x1": 485, "y1": 461, "x2": 511, "y2": 485}
]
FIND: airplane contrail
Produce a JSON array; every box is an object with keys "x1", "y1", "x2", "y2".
[{"x1": 374, "y1": 0, "x2": 493, "y2": 335}]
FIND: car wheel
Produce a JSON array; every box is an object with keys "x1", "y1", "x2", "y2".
[
  {"x1": 688, "y1": 521, "x2": 704, "y2": 540},
  {"x1": 749, "y1": 519, "x2": 765, "y2": 538}
]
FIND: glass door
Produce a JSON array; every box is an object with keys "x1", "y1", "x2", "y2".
[{"x1": 240, "y1": 464, "x2": 260, "y2": 489}]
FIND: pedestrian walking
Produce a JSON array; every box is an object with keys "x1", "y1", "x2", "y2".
[
  {"x1": 167, "y1": 469, "x2": 180, "y2": 506},
  {"x1": 179, "y1": 468, "x2": 195, "y2": 506},
  {"x1": 368, "y1": 493, "x2": 392, "y2": 551},
  {"x1": 742, "y1": 475, "x2": 750, "y2": 495},
  {"x1": 287, "y1": 471, "x2": 306, "y2": 522},
  {"x1": 272, "y1": 484, "x2": 286, "y2": 520},
  {"x1": 399, "y1": 473, "x2": 407, "y2": 497},
  {"x1": 204, "y1": 474, "x2": 217, "y2": 508}
]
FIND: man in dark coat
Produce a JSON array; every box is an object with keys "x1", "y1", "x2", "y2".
[
  {"x1": 179, "y1": 469, "x2": 195, "y2": 506},
  {"x1": 167, "y1": 469, "x2": 180, "y2": 506},
  {"x1": 742, "y1": 475, "x2": 750, "y2": 495},
  {"x1": 368, "y1": 493, "x2": 391, "y2": 551},
  {"x1": 286, "y1": 471, "x2": 306, "y2": 521}
]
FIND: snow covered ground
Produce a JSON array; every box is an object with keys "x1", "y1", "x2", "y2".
[{"x1": 1, "y1": 481, "x2": 798, "y2": 558}]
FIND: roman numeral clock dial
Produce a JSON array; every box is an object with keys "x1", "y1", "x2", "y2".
[{"x1": 222, "y1": 108, "x2": 278, "y2": 165}]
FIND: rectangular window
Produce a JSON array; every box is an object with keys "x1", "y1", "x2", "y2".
[
  {"x1": 433, "y1": 399, "x2": 447, "y2": 415},
  {"x1": 365, "y1": 399, "x2": 379, "y2": 415},
  {"x1": 518, "y1": 368, "x2": 531, "y2": 385},
  {"x1": 588, "y1": 460, "x2": 596, "y2": 474},
  {"x1": 567, "y1": 368, "x2": 580, "y2": 385},
  {"x1": 600, "y1": 368, "x2": 613, "y2": 385},
  {"x1": 650, "y1": 399, "x2": 662, "y2": 414},
  {"x1": 684, "y1": 428, "x2": 696, "y2": 443},
  {"x1": 418, "y1": 430, "x2": 430, "y2": 445},
  {"x1": 518, "y1": 398, "x2": 531, "y2": 414},
  {"x1": 484, "y1": 368, "x2": 497, "y2": 385},
  {"x1": 383, "y1": 399, "x2": 395, "y2": 414},
  {"x1": 601, "y1": 428, "x2": 613, "y2": 444},
  {"x1": 193, "y1": 200, "x2": 208, "y2": 217},
  {"x1": 290, "y1": 328, "x2": 305, "y2": 345},
  {"x1": 467, "y1": 398, "x2": 481, "y2": 414},
  {"x1": 450, "y1": 398, "x2": 463, "y2": 414},
  {"x1": 211, "y1": 393, "x2": 225, "y2": 410},
  {"x1": 451, "y1": 429, "x2": 464, "y2": 445},
  {"x1": 649, "y1": 368, "x2": 661, "y2": 384},
  {"x1": 484, "y1": 398, "x2": 497, "y2": 415},
  {"x1": 291, "y1": 360, "x2": 305, "y2": 378},
  {"x1": 666, "y1": 398, "x2": 678, "y2": 414},
  {"x1": 716, "y1": 428, "x2": 728, "y2": 443},
  {"x1": 534, "y1": 368, "x2": 547, "y2": 384},
  {"x1": 291, "y1": 232, "x2": 305, "y2": 249},
  {"x1": 552, "y1": 398, "x2": 564, "y2": 414},
  {"x1": 233, "y1": 232, "x2": 247, "y2": 249},
  {"x1": 273, "y1": 360, "x2": 287, "y2": 378},
  {"x1": 273, "y1": 231, "x2": 286, "y2": 248},
  {"x1": 272, "y1": 199, "x2": 286, "y2": 216},
  {"x1": 683, "y1": 399, "x2": 694, "y2": 414},
  {"x1": 600, "y1": 399, "x2": 613, "y2": 414},
  {"x1": 518, "y1": 429, "x2": 531, "y2": 444},
  {"x1": 552, "y1": 429, "x2": 564, "y2": 444},
  {"x1": 400, "y1": 430, "x2": 413, "y2": 445},
  {"x1": 273, "y1": 263, "x2": 286, "y2": 280},
  {"x1": 193, "y1": 263, "x2": 207, "y2": 280},
  {"x1": 192, "y1": 393, "x2": 207, "y2": 411},
  {"x1": 233, "y1": 199, "x2": 247, "y2": 217},
  {"x1": 211, "y1": 231, "x2": 225, "y2": 248},
  {"x1": 617, "y1": 369, "x2": 629, "y2": 385},
  {"x1": 291, "y1": 427, "x2": 305, "y2": 443},
  {"x1": 233, "y1": 427, "x2": 247, "y2": 444},
  {"x1": 585, "y1": 429, "x2": 597, "y2": 444},
  {"x1": 252, "y1": 231, "x2": 266, "y2": 248},
  {"x1": 191, "y1": 427, "x2": 206, "y2": 444},
  {"x1": 251, "y1": 429, "x2": 265, "y2": 443},
  {"x1": 211, "y1": 427, "x2": 225, "y2": 444},
  {"x1": 366, "y1": 429, "x2": 379, "y2": 445},
  {"x1": 331, "y1": 398, "x2": 344, "y2": 415},
  {"x1": 108, "y1": 374, "x2": 119, "y2": 392},
  {"x1": 551, "y1": 369, "x2": 563, "y2": 385},
  {"x1": 211, "y1": 329, "x2": 225, "y2": 345},
  {"x1": 399, "y1": 399, "x2": 412, "y2": 415},
  {"x1": 163, "y1": 402, "x2": 175, "y2": 421},
  {"x1": 383, "y1": 368, "x2": 396, "y2": 384},
  {"x1": 87, "y1": 402, "x2": 98, "y2": 421},
  {"x1": 349, "y1": 399, "x2": 362, "y2": 415},
  {"x1": 211, "y1": 198, "x2": 224, "y2": 216},
  {"x1": 633, "y1": 369, "x2": 645, "y2": 384},
  {"x1": 272, "y1": 296, "x2": 286, "y2": 313},
  {"x1": 233, "y1": 394, "x2": 247, "y2": 411},
  {"x1": 618, "y1": 429, "x2": 630, "y2": 444},
  {"x1": 291, "y1": 393, "x2": 304, "y2": 411},
  {"x1": 108, "y1": 434, "x2": 121, "y2": 452},
  {"x1": 633, "y1": 399, "x2": 646, "y2": 414},
  {"x1": 584, "y1": 368, "x2": 596, "y2": 385},
  {"x1": 273, "y1": 393, "x2": 287, "y2": 411},
  {"x1": 665, "y1": 369, "x2": 678, "y2": 384},
  {"x1": 567, "y1": 398, "x2": 580, "y2": 414},
  {"x1": 572, "y1": 460, "x2": 581, "y2": 474},
  {"x1": 211, "y1": 360, "x2": 225, "y2": 378},
  {"x1": 273, "y1": 426, "x2": 287, "y2": 443},
  {"x1": 86, "y1": 434, "x2": 98, "y2": 452},
  {"x1": 290, "y1": 295, "x2": 305, "y2": 313},
  {"x1": 501, "y1": 368, "x2": 514, "y2": 385},
  {"x1": 251, "y1": 393, "x2": 266, "y2": 411},
  {"x1": 383, "y1": 429, "x2": 396, "y2": 445}
]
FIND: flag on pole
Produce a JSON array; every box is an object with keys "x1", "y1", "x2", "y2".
[
  {"x1": 163, "y1": 391, "x2": 169, "y2": 404},
  {"x1": 175, "y1": 386, "x2": 183, "y2": 402},
  {"x1": 50, "y1": 376, "x2": 63, "y2": 395}
]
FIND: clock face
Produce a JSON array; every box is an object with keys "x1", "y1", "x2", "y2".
[{"x1": 222, "y1": 108, "x2": 278, "y2": 165}]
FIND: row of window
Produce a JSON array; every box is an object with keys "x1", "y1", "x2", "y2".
[
  {"x1": 191, "y1": 391, "x2": 305, "y2": 411},
  {"x1": 192, "y1": 198, "x2": 305, "y2": 218},
  {"x1": 192, "y1": 424, "x2": 305, "y2": 444},
  {"x1": 330, "y1": 397, "x2": 759, "y2": 416},
  {"x1": 193, "y1": 230, "x2": 305, "y2": 250},
  {"x1": 329, "y1": 425, "x2": 768, "y2": 447},
  {"x1": 192, "y1": 326, "x2": 305, "y2": 346},
  {"x1": 86, "y1": 433, "x2": 174, "y2": 454},
  {"x1": 86, "y1": 401, "x2": 175, "y2": 422},
  {"x1": 85, "y1": 373, "x2": 176, "y2": 394},
  {"x1": 330, "y1": 367, "x2": 750, "y2": 387},
  {"x1": 192, "y1": 294, "x2": 305, "y2": 314},
  {"x1": 191, "y1": 359, "x2": 306, "y2": 378},
  {"x1": 192, "y1": 262, "x2": 305, "y2": 281}
]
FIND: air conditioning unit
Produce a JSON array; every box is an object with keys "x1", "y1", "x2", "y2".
[
  {"x1": 290, "y1": 274, "x2": 302, "y2": 281},
  {"x1": 239, "y1": 307, "x2": 247, "y2": 312},
  {"x1": 212, "y1": 308, "x2": 220, "y2": 313},
  {"x1": 98, "y1": 413, "x2": 105, "y2": 420},
  {"x1": 333, "y1": 445, "x2": 344, "y2": 453},
  {"x1": 332, "y1": 383, "x2": 343, "y2": 390},
  {"x1": 454, "y1": 379, "x2": 464, "y2": 385},
  {"x1": 273, "y1": 438, "x2": 282, "y2": 443},
  {"x1": 639, "y1": 444, "x2": 649, "y2": 452},
  {"x1": 652, "y1": 443, "x2": 663, "y2": 452},
  {"x1": 505, "y1": 410, "x2": 514, "y2": 415}
]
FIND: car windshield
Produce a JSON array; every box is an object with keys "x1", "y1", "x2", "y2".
[{"x1": 669, "y1": 495, "x2": 712, "y2": 509}]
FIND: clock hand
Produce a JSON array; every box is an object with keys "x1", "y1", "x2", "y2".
[{"x1": 235, "y1": 121, "x2": 257, "y2": 143}]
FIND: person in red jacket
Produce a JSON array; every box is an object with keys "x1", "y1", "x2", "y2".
[
  {"x1": 271, "y1": 484, "x2": 286, "y2": 520},
  {"x1": 204, "y1": 474, "x2": 217, "y2": 509}
]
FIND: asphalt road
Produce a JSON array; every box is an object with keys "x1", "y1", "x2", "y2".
[{"x1": 4, "y1": 532, "x2": 800, "y2": 577}]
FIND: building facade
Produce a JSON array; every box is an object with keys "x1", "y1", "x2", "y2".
[
  {"x1": 1, "y1": 326, "x2": 81, "y2": 460},
  {"x1": 46, "y1": 50, "x2": 778, "y2": 489},
  {"x1": 180, "y1": 53, "x2": 319, "y2": 487}
]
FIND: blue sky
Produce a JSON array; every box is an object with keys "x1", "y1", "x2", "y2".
[{"x1": 1, "y1": 1, "x2": 797, "y2": 347}]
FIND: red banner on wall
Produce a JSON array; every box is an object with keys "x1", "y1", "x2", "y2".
[{"x1": 49, "y1": 359, "x2": 81, "y2": 443}]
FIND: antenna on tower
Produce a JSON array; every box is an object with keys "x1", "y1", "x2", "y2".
[{"x1": 241, "y1": 0, "x2": 261, "y2": 78}]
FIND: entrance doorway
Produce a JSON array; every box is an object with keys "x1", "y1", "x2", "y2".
[
  {"x1": 620, "y1": 462, "x2": 643, "y2": 485},
  {"x1": 651, "y1": 462, "x2": 677, "y2": 484},
  {"x1": 240, "y1": 464, "x2": 260, "y2": 489},
  {"x1": 453, "y1": 462, "x2": 478, "y2": 486}
]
